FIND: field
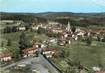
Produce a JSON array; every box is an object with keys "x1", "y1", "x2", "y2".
[{"x1": 51, "y1": 40, "x2": 105, "y2": 72}]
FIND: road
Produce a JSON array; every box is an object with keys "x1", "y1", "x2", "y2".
[
  {"x1": 31, "y1": 64, "x2": 49, "y2": 73},
  {"x1": 2, "y1": 57, "x2": 39, "y2": 70},
  {"x1": 39, "y1": 54, "x2": 60, "y2": 73},
  {"x1": 2, "y1": 54, "x2": 60, "y2": 73}
]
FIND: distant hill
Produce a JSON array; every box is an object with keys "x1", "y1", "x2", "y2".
[
  {"x1": 0, "y1": 12, "x2": 105, "y2": 27},
  {"x1": 35, "y1": 12, "x2": 105, "y2": 19},
  {"x1": 0, "y1": 12, "x2": 47, "y2": 23},
  {"x1": 36, "y1": 12, "x2": 105, "y2": 27}
]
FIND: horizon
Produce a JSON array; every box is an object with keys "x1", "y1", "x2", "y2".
[
  {"x1": 0, "y1": 0, "x2": 105, "y2": 13},
  {"x1": 1, "y1": 11, "x2": 105, "y2": 14}
]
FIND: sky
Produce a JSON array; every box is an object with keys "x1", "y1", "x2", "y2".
[{"x1": 0, "y1": 0, "x2": 105, "y2": 13}]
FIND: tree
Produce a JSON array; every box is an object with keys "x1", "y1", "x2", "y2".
[
  {"x1": 64, "y1": 66, "x2": 77, "y2": 73},
  {"x1": 8, "y1": 47, "x2": 20, "y2": 61},
  {"x1": 65, "y1": 58, "x2": 88, "y2": 73},
  {"x1": 1, "y1": 42, "x2": 4, "y2": 47},
  {"x1": 4, "y1": 26, "x2": 12, "y2": 33},
  {"x1": 19, "y1": 32, "x2": 32, "y2": 57},
  {"x1": 97, "y1": 35, "x2": 101, "y2": 41},
  {"x1": 59, "y1": 49, "x2": 69, "y2": 58},
  {"x1": 102, "y1": 35, "x2": 105, "y2": 42},
  {"x1": 19, "y1": 32, "x2": 30, "y2": 49},
  {"x1": 7, "y1": 39, "x2": 12, "y2": 46},
  {"x1": 71, "y1": 25, "x2": 76, "y2": 33},
  {"x1": 12, "y1": 26, "x2": 18, "y2": 32},
  {"x1": 85, "y1": 35, "x2": 92, "y2": 46},
  {"x1": 37, "y1": 27, "x2": 46, "y2": 34},
  {"x1": 65, "y1": 58, "x2": 80, "y2": 73}
]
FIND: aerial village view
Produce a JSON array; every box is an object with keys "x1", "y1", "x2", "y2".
[{"x1": 0, "y1": 0, "x2": 105, "y2": 73}]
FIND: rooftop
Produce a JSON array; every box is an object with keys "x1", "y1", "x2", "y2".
[
  {"x1": 0, "y1": 52, "x2": 11, "y2": 58},
  {"x1": 22, "y1": 48, "x2": 36, "y2": 53}
]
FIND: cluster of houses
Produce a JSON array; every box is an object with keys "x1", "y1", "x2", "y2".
[
  {"x1": 31, "y1": 21, "x2": 81, "y2": 45},
  {"x1": 0, "y1": 42, "x2": 58, "y2": 62},
  {"x1": 21, "y1": 42, "x2": 58, "y2": 58},
  {"x1": 1, "y1": 20, "x2": 105, "y2": 37},
  {"x1": 46, "y1": 21, "x2": 84, "y2": 45}
]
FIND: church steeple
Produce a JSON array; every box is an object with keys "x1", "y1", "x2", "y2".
[{"x1": 67, "y1": 21, "x2": 71, "y2": 32}]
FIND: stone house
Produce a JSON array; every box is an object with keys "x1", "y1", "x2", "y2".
[
  {"x1": 22, "y1": 48, "x2": 37, "y2": 58},
  {"x1": 43, "y1": 48, "x2": 58, "y2": 58},
  {"x1": 0, "y1": 52, "x2": 12, "y2": 62}
]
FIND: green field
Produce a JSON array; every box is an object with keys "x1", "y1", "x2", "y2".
[{"x1": 51, "y1": 40, "x2": 105, "y2": 72}]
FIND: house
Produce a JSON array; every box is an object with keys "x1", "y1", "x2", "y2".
[
  {"x1": 71, "y1": 34, "x2": 78, "y2": 40},
  {"x1": 33, "y1": 24, "x2": 42, "y2": 30},
  {"x1": 31, "y1": 25, "x2": 38, "y2": 31},
  {"x1": 0, "y1": 20, "x2": 14, "y2": 24},
  {"x1": 58, "y1": 33, "x2": 72, "y2": 46},
  {"x1": 17, "y1": 21, "x2": 26, "y2": 31},
  {"x1": 48, "y1": 21, "x2": 60, "y2": 25},
  {"x1": 43, "y1": 48, "x2": 58, "y2": 58},
  {"x1": 0, "y1": 52, "x2": 12, "y2": 62},
  {"x1": 93, "y1": 67, "x2": 101, "y2": 72},
  {"x1": 58, "y1": 38, "x2": 67, "y2": 46},
  {"x1": 22, "y1": 48, "x2": 37, "y2": 58},
  {"x1": 48, "y1": 38, "x2": 58, "y2": 44},
  {"x1": 61, "y1": 31, "x2": 72, "y2": 39},
  {"x1": 33, "y1": 42, "x2": 46, "y2": 49},
  {"x1": 52, "y1": 28, "x2": 63, "y2": 34},
  {"x1": 18, "y1": 26, "x2": 26, "y2": 31},
  {"x1": 31, "y1": 23, "x2": 47, "y2": 31},
  {"x1": 77, "y1": 31, "x2": 85, "y2": 37}
]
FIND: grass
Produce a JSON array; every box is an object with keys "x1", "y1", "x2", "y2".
[
  {"x1": 72, "y1": 42, "x2": 105, "y2": 68},
  {"x1": 52, "y1": 40, "x2": 105, "y2": 71}
]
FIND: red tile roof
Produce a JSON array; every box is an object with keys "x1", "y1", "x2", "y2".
[
  {"x1": 81, "y1": 28, "x2": 105, "y2": 33},
  {"x1": 96, "y1": 71, "x2": 105, "y2": 73},
  {"x1": 0, "y1": 52, "x2": 11, "y2": 58},
  {"x1": 43, "y1": 48, "x2": 58, "y2": 52},
  {"x1": 22, "y1": 48, "x2": 36, "y2": 53}
]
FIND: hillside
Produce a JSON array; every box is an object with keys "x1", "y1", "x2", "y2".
[
  {"x1": 36, "y1": 12, "x2": 105, "y2": 26},
  {"x1": 0, "y1": 12, "x2": 47, "y2": 23},
  {"x1": 0, "y1": 12, "x2": 105, "y2": 27}
]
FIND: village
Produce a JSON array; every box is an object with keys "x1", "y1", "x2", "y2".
[{"x1": 0, "y1": 19, "x2": 105, "y2": 73}]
